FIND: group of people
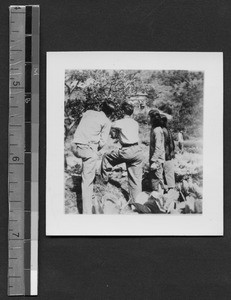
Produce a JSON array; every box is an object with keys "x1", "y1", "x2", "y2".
[{"x1": 71, "y1": 100, "x2": 177, "y2": 214}]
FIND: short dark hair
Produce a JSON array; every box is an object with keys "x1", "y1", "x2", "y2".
[
  {"x1": 148, "y1": 109, "x2": 160, "y2": 118},
  {"x1": 101, "y1": 100, "x2": 115, "y2": 117},
  {"x1": 121, "y1": 102, "x2": 134, "y2": 116},
  {"x1": 160, "y1": 114, "x2": 167, "y2": 127},
  {"x1": 149, "y1": 109, "x2": 161, "y2": 127}
]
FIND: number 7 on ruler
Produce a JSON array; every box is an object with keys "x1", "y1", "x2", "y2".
[{"x1": 8, "y1": 5, "x2": 40, "y2": 296}]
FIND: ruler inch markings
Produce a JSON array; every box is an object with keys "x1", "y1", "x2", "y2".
[
  {"x1": 8, "y1": 5, "x2": 39, "y2": 297},
  {"x1": 8, "y1": 4, "x2": 25, "y2": 296}
]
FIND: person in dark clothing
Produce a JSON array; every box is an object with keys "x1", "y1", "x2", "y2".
[
  {"x1": 161, "y1": 115, "x2": 175, "y2": 190},
  {"x1": 148, "y1": 109, "x2": 165, "y2": 192}
]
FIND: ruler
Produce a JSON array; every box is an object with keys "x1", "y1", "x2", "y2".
[{"x1": 8, "y1": 5, "x2": 39, "y2": 296}]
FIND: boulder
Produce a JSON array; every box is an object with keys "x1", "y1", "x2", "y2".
[
  {"x1": 185, "y1": 195, "x2": 195, "y2": 213},
  {"x1": 194, "y1": 198, "x2": 202, "y2": 213},
  {"x1": 163, "y1": 189, "x2": 180, "y2": 211},
  {"x1": 135, "y1": 192, "x2": 150, "y2": 205},
  {"x1": 66, "y1": 154, "x2": 82, "y2": 170}
]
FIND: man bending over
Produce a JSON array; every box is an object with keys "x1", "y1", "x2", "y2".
[{"x1": 101, "y1": 102, "x2": 143, "y2": 202}]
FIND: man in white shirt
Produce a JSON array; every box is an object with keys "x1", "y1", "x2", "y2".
[
  {"x1": 72, "y1": 101, "x2": 115, "y2": 214},
  {"x1": 101, "y1": 102, "x2": 143, "y2": 202}
]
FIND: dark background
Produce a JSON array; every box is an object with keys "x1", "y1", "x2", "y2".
[{"x1": 0, "y1": 0, "x2": 229, "y2": 299}]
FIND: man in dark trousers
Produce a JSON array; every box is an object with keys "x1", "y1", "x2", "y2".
[
  {"x1": 101, "y1": 102, "x2": 143, "y2": 202},
  {"x1": 161, "y1": 114, "x2": 175, "y2": 190},
  {"x1": 149, "y1": 109, "x2": 165, "y2": 192},
  {"x1": 72, "y1": 101, "x2": 115, "y2": 214}
]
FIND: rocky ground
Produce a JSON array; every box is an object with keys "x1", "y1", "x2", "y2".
[{"x1": 65, "y1": 143, "x2": 203, "y2": 214}]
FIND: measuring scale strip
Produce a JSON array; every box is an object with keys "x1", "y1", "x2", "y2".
[
  {"x1": 9, "y1": 6, "x2": 25, "y2": 296},
  {"x1": 8, "y1": 5, "x2": 39, "y2": 296}
]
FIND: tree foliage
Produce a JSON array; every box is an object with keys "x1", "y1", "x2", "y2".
[{"x1": 64, "y1": 69, "x2": 203, "y2": 138}]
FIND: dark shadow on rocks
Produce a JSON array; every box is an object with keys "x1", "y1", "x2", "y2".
[
  {"x1": 108, "y1": 178, "x2": 130, "y2": 201},
  {"x1": 72, "y1": 174, "x2": 83, "y2": 214},
  {"x1": 142, "y1": 171, "x2": 152, "y2": 192}
]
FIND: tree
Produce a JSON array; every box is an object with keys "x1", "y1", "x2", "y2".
[
  {"x1": 64, "y1": 69, "x2": 204, "y2": 139},
  {"x1": 146, "y1": 70, "x2": 203, "y2": 136}
]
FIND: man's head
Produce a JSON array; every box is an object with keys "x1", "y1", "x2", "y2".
[
  {"x1": 160, "y1": 114, "x2": 168, "y2": 128},
  {"x1": 148, "y1": 109, "x2": 161, "y2": 127},
  {"x1": 101, "y1": 100, "x2": 115, "y2": 118},
  {"x1": 121, "y1": 102, "x2": 134, "y2": 116}
]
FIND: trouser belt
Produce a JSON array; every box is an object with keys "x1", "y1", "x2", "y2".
[{"x1": 122, "y1": 142, "x2": 138, "y2": 147}]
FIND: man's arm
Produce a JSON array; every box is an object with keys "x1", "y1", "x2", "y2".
[
  {"x1": 98, "y1": 121, "x2": 111, "y2": 150},
  {"x1": 111, "y1": 119, "x2": 122, "y2": 130}
]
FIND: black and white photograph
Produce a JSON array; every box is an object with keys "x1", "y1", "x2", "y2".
[
  {"x1": 1, "y1": 1, "x2": 231, "y2": 298},
  {"x1": 46, "y1": 52, "x2": 223, "y2": 235},
  {"x1": 64, "y1": 69, "x2": 203, "y2": 215}
]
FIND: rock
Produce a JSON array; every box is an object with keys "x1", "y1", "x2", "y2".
[
  {"x1": 65, "y1": 176, "x2": 75, "y2": 190},
  {"x1": 121, "y1": 171, "x2": 127, "y2": 177},
  {"x1": 95, "y1": 159, "x2": 102, "y2": 175},
  {"x1": 135, "y1": 192, "x2": 150, "y2": 205},
  {"x1": 92, "y1": 196, "x2": 104, "y2": 214},
  {"x1": 101, "y1": 193, "x2": 122, "y2": 214},
  {"x1": 112, "y1": 163, "x2": 126, "y2": 172},
  {"x1": 119, "y1": 196, "x2": 129, "y2": 209},
  {"x1": 150, "y1": 191, "x2": 164, "y2": 207},
  {"x1": 194, "y1": 198, "x2": 202, "y2": 213},
  {"x1": 66, "y1": 155, "x2": 82, "y2": 170},
  {"x1": 167, "y1": 201, "x2": 181, "y2": 214},
  {"x1": 185, "y1": 195, "x2": 195, "y2": 213},
  {"x1": 178, "y1": 201, "x2": 186, "y2": 210},
  {"x1": 103, "y1": 200, "x2": 121, "y2": 214},
  {"x1": 150, "y1": 191, "x2": 162, "y2": 200},
  {"x1": 145, "y1": 199, "x2": 166, "y2": 213},
  {"x1": 163, "y1": 189, "x2": 179, "y2": 211}
]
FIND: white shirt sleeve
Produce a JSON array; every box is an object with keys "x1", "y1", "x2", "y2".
[
  {"x1": 111, "y1": 120, "x2": 122, "y2": 129},
  {"x1": 99, "y1": 120, "x2": 111, "y2": 150}
]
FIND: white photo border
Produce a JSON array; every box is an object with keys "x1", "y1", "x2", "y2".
[{"x1": 46, "y1": 52, "x2": 223, "y2": 236}]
